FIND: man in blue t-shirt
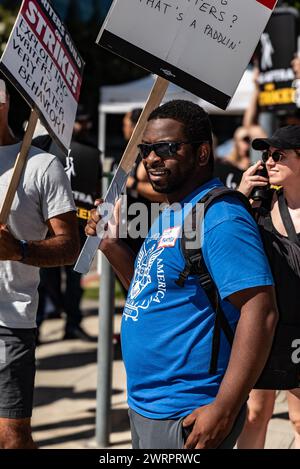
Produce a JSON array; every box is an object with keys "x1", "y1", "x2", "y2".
[{"x1": 86, "y1": 100, "x2": 278, "y2": 449}]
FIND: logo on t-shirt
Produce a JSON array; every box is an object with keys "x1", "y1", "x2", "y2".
[
  {"x1": 64, "y1": 156, "x2": 76, "y2": 180},
  {"x1": 260, "y1": 33, "x2": 274, "y2": 71},
  {"x1": 124, "y1": 241, "x2": 165, "y2": 322}
]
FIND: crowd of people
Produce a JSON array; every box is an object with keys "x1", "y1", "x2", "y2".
[{"x1": 0, "y1": 55, "x2": 300, "y2": 450}]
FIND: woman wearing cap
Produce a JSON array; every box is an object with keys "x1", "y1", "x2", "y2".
[{"x1": 237, "y1": 125, "x2": 300, "y2": 449}]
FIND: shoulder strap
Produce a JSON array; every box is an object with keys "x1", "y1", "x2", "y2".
[
  {"x1": 176, "y1": 186, "x2": 253, "y2": 287},
  {"x1": 175, "y1": 187, "x2": 248, "y2": 288},
  {"x1": 277, "y1": 189, "x2": 299, "y2": 245},
  {"x1": 177, "y1": 186, "x2": 253, "y2": 286},
  {"x1": 176, "y1": 186, "x2": 251, "y2": 374},
  {"x1": 254, "y1": 188, "x2": 275, "y2": 233},
  {"x1": 199, "y1": 186, "x2": 253, "y2": 215}
]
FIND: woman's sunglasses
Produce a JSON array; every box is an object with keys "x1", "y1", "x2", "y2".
[
  {"x1": 137, "y1": 141, "x2": 203, "y2": 159},
  {"x1": 261, "y1": 150, "x2": 285, "y2": 164}
]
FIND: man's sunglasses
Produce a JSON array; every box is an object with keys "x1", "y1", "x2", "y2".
[
  {"x1": 137, "y1": 141, "x2": 204, "y2": 159},
  {"x1": 261, "y1": 150, "x2": 285, "y2": 164}
]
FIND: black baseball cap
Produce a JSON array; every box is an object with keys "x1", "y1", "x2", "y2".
[{"x1": 252, "y1": 125, "x2": 300, "y2": 151}]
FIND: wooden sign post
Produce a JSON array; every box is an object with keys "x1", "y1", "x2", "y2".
[
  {"x1": 75, "y1": 75, "x2": 169, "y2": 274},
  {"x1": 0, "y1": 109, "x2": 38, "y2": 224}
]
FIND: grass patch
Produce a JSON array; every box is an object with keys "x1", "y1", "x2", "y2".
[{"x1": 83, "y1": 281, "x2": 125, "y2": 301}]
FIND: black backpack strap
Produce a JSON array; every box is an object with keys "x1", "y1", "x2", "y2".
[
  {"x1": 199, "y1": 186, "x2": 253, "y2": 214},
  {"x1": 176, "y1": 186, "x2": 248, "y2": 373},
  {"x1": 254, "y1": 188, "x2": 275, "y2": 233},
  {"x1": 277, "y1": 189, "x2": 299, "y2": 245},
  {"x1": 197, "y1": 257, "x2": 234, "y2": 374},
  {"x1": 177, "y1": 186, "x2": 253, "y2": 288}
]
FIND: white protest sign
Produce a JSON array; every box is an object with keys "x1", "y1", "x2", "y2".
[
  {"x1": 0, "y1": 0, "x2": 84, "y2": 151},
  {"x1": 97, "y1": 0, "x2": 278, "y2": 110}
]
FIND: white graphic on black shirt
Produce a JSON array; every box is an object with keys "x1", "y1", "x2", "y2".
[
  {"x1": 260, "y1": 33, "x2": 274, "y2": 71},
  {"x1": 65, "y1": 156, "x2": 76, "y2": 180}
]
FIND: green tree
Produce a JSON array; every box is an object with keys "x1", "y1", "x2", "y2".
[{"x1": 0, "y1": 4, "x2": 19, "y2": 53}]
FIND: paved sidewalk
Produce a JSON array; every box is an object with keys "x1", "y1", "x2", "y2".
[
  {"x1": 32, "y1": 298, "x2": 295, "y2": 449},
  {"x1": 32, "y1": 298, "x2": 131, "y2": 449}
]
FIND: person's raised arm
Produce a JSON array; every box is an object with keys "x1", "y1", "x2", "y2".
[
  {"x1": 243, "y1": 65, "x2": 260, "y2": 129},
  {"x1": 0, "y1": 211, "x2": 79, "y2": 267}
]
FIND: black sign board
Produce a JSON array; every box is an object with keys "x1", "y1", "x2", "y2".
[
  {"x1": 258, "y1": 7, "x2": 299, "y2": 114},
  {"x1": 33, "y1": 134, "x2": 102, "y2": 225},
  {"x1": 50, "y1": 141, "x2": 102, "y2": 225}
]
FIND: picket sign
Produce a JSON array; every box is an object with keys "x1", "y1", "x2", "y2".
[
  {"x1": 0, "y1": 109, "x2": 38, "y2": 224},
  {"x1": 74, "y1": 75, "x2": 169, "y2": 274},
  {"x1": 0, "y1": 0, "x2": 84, "y2": 224}
]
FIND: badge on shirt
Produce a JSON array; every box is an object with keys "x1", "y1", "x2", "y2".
[{"x1": 158, "y1": 226, "x2": 181, "y2": 248}]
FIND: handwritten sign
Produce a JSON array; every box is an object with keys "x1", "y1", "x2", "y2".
[
  {"x1": 0, "y1": 0, "x2": 84, "y2": 151},
  {"x1": 97, "y1": 0, "x2": 278, "y2": 109}
]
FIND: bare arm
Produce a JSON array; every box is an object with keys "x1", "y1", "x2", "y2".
[
  {"x1": 183, "y1": 285, "x2": 278, "y2": 449},
  {"x1": 242, "y1": 65, "x2": 260, "y2": 128},
  {"x1": 0, "y1": 211, "x2": 80, "y2": 267}
]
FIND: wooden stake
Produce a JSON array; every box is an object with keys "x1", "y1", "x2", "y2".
[
  {"x1": 119, "y1": 75, "x2": 169, "y2": 174},
  {"x1": 75, "y1": 75, "x2": 169, "y2": 274},
  {"x1": 0, "y1": 109, "x2": 38, "y2": 224}
]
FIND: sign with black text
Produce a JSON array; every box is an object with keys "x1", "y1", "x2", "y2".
[
  {"x1": 0, "y1": 0, "x2": 84, "y2": 151},
  {"x1": 258, "y1": 7, "x2": 299, "y2": 113},
  {"x1": 97, "y1": 0, "x2": 278, "y2": 110}
]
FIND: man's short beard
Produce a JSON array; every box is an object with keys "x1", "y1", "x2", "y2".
[
  {"x1": 149, "y1": 182, "x2": 170, "y2": 194},
  {"x1": 149, "y1": 174, "x2": 192, "y2": 194}
]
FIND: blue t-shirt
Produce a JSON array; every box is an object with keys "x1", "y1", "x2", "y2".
[{"x1": 121, "y1": 178, "x2": 273, "y2": 419}]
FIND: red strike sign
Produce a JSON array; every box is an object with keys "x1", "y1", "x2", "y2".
[
  {"x1": 256, "y1": 0, "x2": 277, "y2": 10},
  {"x1": 24, "y1": 0, "x2": 81, "y2": 100}
]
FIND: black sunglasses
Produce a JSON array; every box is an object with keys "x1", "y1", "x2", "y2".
[
  {"x1": 261, "y1": 150, "x2": 285, "y2": 164},
  {"x1": 138, "y1": 141, "x2": 204, "y2": 159}
]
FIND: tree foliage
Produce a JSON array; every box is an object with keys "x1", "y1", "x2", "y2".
[
  {"x1": 286, "y1": 1, "x2": 300, "y2": 9},
  {"x1": 0, "y1": 4, "x2": 19, "y2": 53}
]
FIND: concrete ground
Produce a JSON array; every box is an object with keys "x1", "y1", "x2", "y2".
[
  {"x1": 32, "y1": 298, "x2": 131, "y2": 449},
  {"x1": 32, "y1": 294, "x2": 295, "y2": 450}
]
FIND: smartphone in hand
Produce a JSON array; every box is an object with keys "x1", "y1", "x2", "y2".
[{"x1": 251, "y1": 165, "x2": 270, "y2": 201}]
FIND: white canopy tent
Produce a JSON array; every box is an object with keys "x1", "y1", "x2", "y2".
[{"x1": 98, "y1": 70, "x2": 255, "y2": 158}]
